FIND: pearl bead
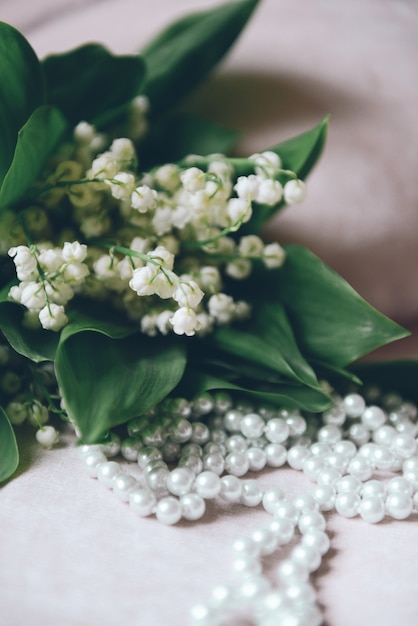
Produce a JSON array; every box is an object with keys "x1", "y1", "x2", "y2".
[
  {"x1": 387, "y1": 476, "x2": 414, "y2": 496},
  {"x1": 361, "y1": 405, "x2": 386, "y2": 431},
  {"x1": 224, "y1": 452, "x2": 249, "y2": 476},
  {"x1": 191, "y1": 422, "x2": 210, "y2": 445},
  {"x1": 246, "y1": 447, "x2": 267, "y2": 472},
  {"x1": 180, "y1": 493, "x2": 206, "y2": 521},
  {"x1": 303, "y1": 456, "x2": 326, "y2": 482},
  {"x1": 100, "y1": 432, "x2": 121, "y2": 458},
  {"x1": 264, "y1": 443, "x2": 287, "y2": 467},
  {"x1": 121, "y1": 436, "x2": 143, "y2": 461},
  {"x1": 310, "y1": 442, "x2": 331, "y2": 457},
  {"x1": 333, "y1": 440, "x2": 357, "y2": 459},
  {"x1": 169, "y1": 418, "x2": 192, "y2": 443},
  {"x1": 335, "y1": 492, "x2": 360, "y2": 517},
  {"x1": 145, "y1": 466, "x2": 170, "y2": 492},
  {"x1": 323, "y1": 403, "x2": 346, "y2": 426},
  {"x1": 392, "y1": 433, "x2": 417, "y2": 459},
  {"x1": 97, "y1": 461, "x2": 122, "y2": 488},
  {"x1": 287, "y1": 445, "x2": 311, "y2": 470},
  {"x1": 317, "y1": 424, "x2": 342, "y2": 445},
  {"x1": 182, "y1": 443, "x2": 203, "y2": 457},
  {"x1": 372, "y1": 446, "x2": 396, "y2": 471},
  {"x1": 129, "y1": 488, "x2": 157, "y2": 516},
  {"x1": 262, "y1": 487, "x2": 286, "y2": 514},
  {"x1": 195, "y1": 471, "x2": 221, "y2": 499},
  {"x1": 285, "y1": 582, "x2": 317, "y2": 606},
  {"x1": 298, "y1": 510, "x2": 326, "y2": 534},
  {"x1": 359, "y1": 496, "x2": 385, "y2": 523},
  {"x1": 161, "y1": 441, "x2": 181, "y2": 463},
  {"x1": 264, "y1": 418, "x2": 289, "y2": 443},
  {"x1": 285, "y1": 414, "x2": 307, "y2": 436},
  {"x1": 232, "y1": 556, "x2": 262, "y2": 578},
  {"x1": 240, "y1": 413, "x2": 265, "y2": 438},
  {"x1": 269, "y1": 518, "x2": 295, "y2": 545},
  {"x1": 404, "y1": 468, "x2": 418, "y2": 490},
  {"x1": 348, "y1": 423, "x2": 370, "y2": 446},
  {"x1": 219, "y1": 475, "x2": 242, "y2": 503},
  {"x1": 203, "y1": 453, "x2": 225, "y2": 475},
  {"x1": 137, "y1": 446, "x2": 163, "y2": 469},
  {"x1": 113, "y1": 473, "x2": 138, "y2": 501},
  {"x1": 312, "y1": 485, "x2": 335, "y2": 511},
  {"x1": 372, "y1": 425, "x2": 396, "y2": 447},
  {"x1": 251, "y1": 526, "x2": 278, "y2": 556},
  {"x1": 347, "y1": 455, "x2": 373, "y2": 481},
  {"x1": 155, "y1": 496, "x2": 182, "y2": 525},
  {"x1": 402, "y1": 456, "x2": 418, "y2": 472},
  {"x1": 302, "y1": 529, "x2": 330, "y2": 555},
  {"x1": 317, "y1": 468, "x2": 342, "y2": 488},
  {"x1": 167, "y1": 467, "x2": 195, "y2": 496},
  {"x1": 226, "y1": 435, "x2": 248, "y2": 454},
  {"x1": 223, "y1": 409, "x2": 243, "y2": 432},
  {"x1": 291, "y1": 544, "x2": 322, "y2": 572},
  {"x1": 344, "y1": 393, "x2": 366, "y2": 418},
  {"x1": 336, "y1": 475, "x2": 362, "y2": 494},
  {"x1": 324, "y1": 452, "x2": 349, "y2": 473},
  {"x1": 178, "y1": 454, "x2": 203, "y2": 475},
  {"x1": 361, "y1": 480, "x2": 386, "y2": 499},
  {"x1": 240, "y1": 479, "x2": 264, "y2": 507},
  {"x1": 277, "y1": 560, "x2": 309, "y2": 585},
  {"x1": 233, "y1": 537, "x2": 260, "y2": 558},
  {"x1": 385, "y1": 493, "x2": 413, "y2": 520},
  {"x1": 293, "y1": 494, "x2": 318, "y2": 513},
  {"x1": 274, "y1": 501, "x2": 299, "y2": 525},
  {"x1": 83, "y1": 450, "x2": 107, "y2": 477}
]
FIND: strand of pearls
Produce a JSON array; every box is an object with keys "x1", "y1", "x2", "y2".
[{"x1": 79, "y1": 387, "x2": 418, "y2": 625}]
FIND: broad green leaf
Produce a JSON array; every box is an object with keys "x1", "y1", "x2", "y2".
[
  {"x1": 0, "y1": 300, "x2": 58, "y2": 362},
  {"x1": 55, "y1": 331, "x2": 187, "y2": 442},
  {"x1": 61, "y1": 299, "x2": 139, "y2": 342},
  {"x1": 140, "y1": 0, "x2": 259, "y2": 116},
  {"x1": 209, "y1": 301, "x2": 319, "y2": 388},
  {"x1": 176, "y1": 368, "x2": 331, "y2": 412},
  {"x1": 0, "y1": 22, "x2": 45, "y2": 185},
  {"x1": 42, "y1": 44, "x2": 145, "y2": 126},
  {"x1": 277, "y1": 245, "x2": 409, "y2": 366},
  {"x1": 0, "y1": 406, "x2": 19, "y2": 483},
  {"x1": 141, "y1": 112, "x2": 240, "y2": 168},
  {"x1": 0, "y1": 105, "x2": 67, "y2": 210}
]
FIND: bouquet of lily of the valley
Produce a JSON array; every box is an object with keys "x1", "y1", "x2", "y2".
[{"x1": 0, "y1": 0, "x2": 410, "y2": 483}]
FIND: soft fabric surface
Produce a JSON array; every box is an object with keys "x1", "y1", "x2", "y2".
[{"x1": 1, "y1": 1, "x2": 418, "y2": 625}]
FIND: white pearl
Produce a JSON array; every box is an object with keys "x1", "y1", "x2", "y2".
[
  {"x1": 361, "y1": 480, "x2": 386, "y2": 499},
  {"x1": 285, "y1": 414, "x2": 307, "y2": 436},
  {"x1": 361, "y1": 405, "x2": 386, "y2": 431},
  {"x1": 403, "y1": 456, "x2": 418, "y2": 472},
  {"x1": 372, "y1": 445, "x2": 396, "y2": 470},
  {"x1": 161, "y1": 441, "x2": 181, "y2": 463},
  {"x1": 178, "y1": 454, "x2": 203, "y2": 475},
  {"x1": 324, "y1": 452, "x2": 349, "y2": 473},
  {"x1": 298, "y1": 510, "x2": 327, "y2": 534},
  {"x1": 251, "y1": 526, "x2": 279, "y2": 556},
  {"x1": 240, "y1": 479, "x2": 264, "y2": 507},
  {"x1": 191, "y1": 422, "x2": 210, "y2": 445},
  {"x1": 246, "y1": 447, "x2": 267, "y2": 472},
  {"x1": 372, "y1": 425, "x2": 397, "y2": 446},
  {"x1": 232, "y1": 556, "x2": 262, "y2": 578},
  {"x1": 155, "y1": 496, "x2": 182, "y2": 525},
  {"x1": 137, "y1": 446, "x2": 163, "y2": 469},
  {"x1": 202, "y1": 453, "x2": 225, "y2": 475},
  {"x1": 121, "y1": 437, "x2": 143, "y2": 461},
  {"x1": 224, "y1": 452, "x2": 249, "y2": 476},
  {"x1": 277, "y1": 559, "x2": 309, "y2": 585},
  {"x1": 293, "y1": 494, "x2": 318, "y2": 513},
  {"x1": 310, "y1": 442, "x2": 331, "y2": 457},
  {"x1": 333, "y1": 440, "x2": 357, "y2": 459},
  {"x1": 312, "y1": 485, "x2": 335, "y2": 511},
  {"x1": 226, "y1": 435, "x2": 248, "y2": 453},
  {"x1": 262, "y1": 487, "x2": 286, "y2": 514},
  {"x1": 344, "y1": 393, "x2": 366, "y2": 418},
  {"x1": 317, "y1": 424, "x2": 342, "y2": 445},
  {"x1": 404, "y1": 468, "x2": 418, "y2": 490},
  {"x1": 167, "y1": 467, "x2": 195, "y2": 496},
  {"x1": 269, "y1": 518, "x2": 295, "y2": 545},
  {"x1": 287, "y1": 445, "x2": 311, "y2": 470},
  {"x1": 359, "y1": 496, "x2": 385, "y2": 523},
  {"x1": 317, "y1": 468, "x2": 342, "y2": 488},
  {"x1": 145, "y1": 466, "x2": 170, "y2": 492},
  {"x1": 83, "y1": 450, "x2": 107, "y2": 477},
  {"x1": 238, "y1": 576, "x2": 271, "y2": 600},
  {"x1": 233, "y1": 537, "x2": 259, "y2": 558},
  {"x1": 273, "y1": 501, "x2": 299, "y2": 525},
  {"x1": 302, "y1": 529, "x2": 330, "y2": 555},
  {"x1": 223, "y1": 409, "x2": 243, "y2": 432},
  {"x1": 129, "y1": 488, "x2": 157, "y2": 516},
  {"x1": 336, "y1": 475, "x2": 362, "y2": 494},
  {"x1": 264, "y1": 418, "x2": 289, "y2": 443},
  {"x1": 183, "y1": 443, "x2": 203, "y2": 457},
  {"x1": 391, "y1": 433, "x2": 417, "y2": 459},
  {"x1": 101, "y1": 432, "x2": 121, "y2": 457},
  {"x1": 219, "y1": 475, "x2": 242, "y2": 503},
  {"x1": 323, "y1": 403, "x2": 346, "y2": 426},
  {"x1": 264, "y1": 443, "x2": 287, "y2": 467},
  {"x1": 385, "y1": 493, "x2": 413, "y2": 520},
  {"x1": 169, "y1": 418, "x2": 192, "y2": 443},
  {"x1": 291, "y1": 545, "x2": 322, "y2": 572},
  {"x1": 387, "y1": 476, "x2": 414, "y2": 496},
  {"x1": 285, "y1": 581, "x2": 317, "y2": 606},
  {"x1": 303, "y1": 456, "x2": 326, "y2": 482},
  {"x1": 180, "y1": 493, "x2": 206, "y2": 521},
  {"x1": 97, "y1": 461, "x2": 122, "y2": 488},
  {"x1": 240, "y1": 413, "x2": 265, "y2": 438},
  {"x1": 195, "y1": 471, "x2": 221, "y2": 499},
  {"x1": 347, "y1": 455, "x2": 373, "y2": 481},
  {"x1": 348, "y1": 423, "x2": 370, "y2": 446},
  {"x1": 189, "y1": 602, "x2": 212, "y2": 624},
  {"x1": 335, "y1": 492, "x2": 360, "y2": 518},
  {"x1": 358, "y1": 442, "x2": 378, "y2": 460},
  {"x1": 113, "y1": 473, "x2": 138, "y2": 501}
]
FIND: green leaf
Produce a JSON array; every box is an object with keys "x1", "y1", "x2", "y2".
[
  {"x1": 210, "y1": 301, "x2": 319, "y2": 388},
  {"x1": 176, "y1": 368, "x2": 331, "y2": 412},
  {"x1": 0, "y1": 22, "x2": 45, "y2": 185},
  {"x1": 141, "y1": 112, "x2": 240, "y2": 168},
  {"x1": 42, "y1": 44, "x2": 145, "y2": 126},
  {"x1": 55, "y1": 331, "x2": 187, "y2": 442},
  {"x1": 0, "y1": 299, "x2": 58, "y2": 362},
  {"x1": 277, "y1": 245, "x2": 409, "y2": 366},
  {"x1": 0, "y1": 105, "x2": 67, "y2": 210},
  {"x1": 0, "y1": 406, "x2": 19, "y2": 483},
  {"x1": 140, "y1": 0, "x2": 259, "y2": 116},
  {"x1": 61, "y1": 299, "x2": 139, "y2": 342}
]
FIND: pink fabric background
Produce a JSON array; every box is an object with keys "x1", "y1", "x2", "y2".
[{"x1": 1, "y1": 1, "x2": 418, "y2": 625}]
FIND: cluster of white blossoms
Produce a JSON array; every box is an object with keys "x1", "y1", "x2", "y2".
[{"x1": 3, "y1": 98, "x2": 307, "y2": 336}]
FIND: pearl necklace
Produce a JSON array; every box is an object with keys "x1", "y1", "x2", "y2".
[{"x1": 79, "y1": 387, "x2": 418, "y2": 626}]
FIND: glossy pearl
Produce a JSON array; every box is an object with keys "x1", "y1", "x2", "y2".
[
  {"x1": 264, "y1": 443, "x2": 287, "y2": 467},
  {"x1": 83, "y1": 450, "x2": 107, "y2": 477},
  {"x1": 219, "y1": 475, "x2": 242, "y2": 503},
  {"x1": 180, "y1": 493, "x2": 206, "y2": 521},
  {"x1": 240, "y1": 479, "x2": 264, "y2": 507},
  {"x1": 264, "y1": 418, "x2": 289, "y2": 443},
  {"x1": 113, "y1": 473, "x2": 138, "y2": 502},
  {"x1": 129, "y1": 488, "x2": 157, "y2": 516},
  {"x1": 343, "y1": 393, "x2": 366, "y2": 418},
  {"x1": 167, "y1": 467, "x2": 195, "y2": 496},
  {"x1": 359, "y1": 496, "x2": 385, "y2": 523},
  {"x1": 224, "y1": 452, "x2": 249, "y2": 476},
  {"x1": 287, "y1": 445, "x2": 311, "y2": 470},
  {"x1": 239, "y1": 413, "x2": 265, "y2": 438},
  {"x1": 155, "y1": 496, "x2": 182, "y2": 525},
  {"x1": 335, "y1": 492, "x2": 360, "y2": 518},
  {"x1": 302, "y1": 529, "x2": 330, "y2": 555},
  {"x1": 97, "y1": 461, "x2": 122, "y2": 488},
  {"x1": 195, "y1": 471, "x2": 221, "y2": 499},
  {"x1": 385, "y1": 493, "x2": 413, "y2": 520},
  {"x1": 246, "y1": 447, "x2": 267, "y2": 472},
  {"x1": 361, "y1": 405, "x2": 386, "y2": 431}
]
